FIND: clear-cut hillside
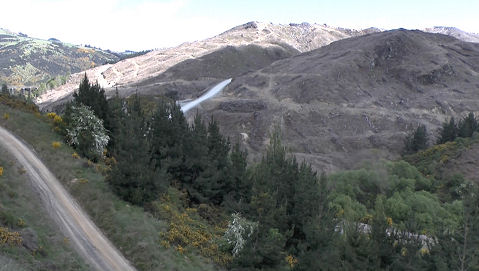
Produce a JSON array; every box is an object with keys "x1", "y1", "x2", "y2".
[
  {"x1": 37, "y1": 22, "x2": 380, "y2": 109},
  {"x1": 192, "y1": 29, "x2": 479, "y2": 172}
]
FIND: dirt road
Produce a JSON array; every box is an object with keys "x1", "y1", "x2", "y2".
[{"x1": 0, "y1": 126, "x2": 135, "y2": 271}]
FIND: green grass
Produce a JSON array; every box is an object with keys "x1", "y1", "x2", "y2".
[
  {"x1": 0, "y1": 101, "x2": 220, "y2": 270},
  {"x1": 0, "y1": 142, "x2": 88, "y2": 270}
]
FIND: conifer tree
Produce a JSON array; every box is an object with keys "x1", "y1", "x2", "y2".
[
  {"x1": 105, "y1": 90, "x2": 124, "y2": 152},
  {"x1": 108, "y1": 95, "x2": 167, "y2": 205},
  {"x1": 404, "y1": 125, "x2": 428, "y2": 154},
  {"x1": 191, "y1": 118, "x2": 231, "y2": 204},
  {"x1": 180, "y1": 113, "x2": 208, "y2": 201},
  {"x1": 458, "y1": 112, "x2": 478, "y2": 138},
  {"x1": 223, "y1": 141, "x2": 249, "y2": 212},
  {"x1": 437, "y1": 117, "x2": 457, "y2": 144},
  {"x1": 1, "y1": 83, "x2": 7, "y2": 94},
  {"x1": 73, "y1": 74, "x2": 110, "y2": 128}
]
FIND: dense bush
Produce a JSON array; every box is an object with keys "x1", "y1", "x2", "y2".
[{"x1": 64, "y1": 104, "x2": 109, "y2": 161}]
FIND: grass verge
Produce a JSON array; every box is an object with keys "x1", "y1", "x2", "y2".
[{"x1": 0, "y1": 100, "x2": 219, "y2": 270}]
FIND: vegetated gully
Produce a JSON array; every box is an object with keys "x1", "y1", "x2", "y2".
[
  {"x1": 0, "y1": 79, "x2": 232, "y2": 270},
  {"x1": 0, "y1": 126, "x2": 135, "y2": 271}
]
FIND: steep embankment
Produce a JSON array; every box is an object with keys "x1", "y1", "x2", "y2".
[
  {"x1": 37, "y1": 22, "x2": 378, "y2": 109},
  {"x1": 0, "y1": 100, "x2": 219, "y2": 270},
  {"x1": 192, "y1": 30, "x2": 479, "y2": 172},
  {"x1": 0, "y1": 145, "x2": 88, "y2": 270},
  {"x1": 0, "y1": 126, "x2": 135, "y2": 271}
]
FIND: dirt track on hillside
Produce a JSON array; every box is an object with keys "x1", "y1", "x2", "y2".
[{"x1": 0, "y1": 126, "x2": 135, "y2": 271}]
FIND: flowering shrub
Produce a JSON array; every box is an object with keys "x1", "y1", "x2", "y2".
[
  {"x1": 46, "y1": 112, "x2": 57, "y2": 119},
  {"x1": 65, "y1": 104, "x2": 109, "y2": 159},
  {"x1": 2, "y1": 113, "x2": 9, "y2": 120},
  {"x1": 285, "y1": 255, "x2": 298, "y2": 269},
  {"x1": 0, "y1": 227, "x2": 22, "y2": 246},
  {"x1": 53, "y1": 115, "x2": 63, "y2": 125},
  {"x1": 52, "y1": 141, "x2": 61, "y2": 148},
  {"x1": 154, "y1": 193, "x2": 232, "y2": 265},
  {"x1": 223, "y1": 213, "x2": 258, "y2": 257},
  {"x1": 0, "y1": 166, "x2": 3, "y2": 176}
]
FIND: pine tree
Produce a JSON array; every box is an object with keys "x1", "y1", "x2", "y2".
[
  {"x1": 223, "y1": 141, "x2": 249, "y2": 212},
  {"x1": 404, "y1": 125, "x2": 428, "y2": 154},
  {"x1": 180, "y1": 112, "x2": 209, "y2": 201},
  {"x1": 437, "y1": 118, "x2": 457, "y2": 144},
  {"x1": 105, "y1": 90, "x2": 124, "y2": 152},
  {"x1": 458, "y1": 112, "x2": 478, "y2": 138},
  {"x1": 162, "y1": 101, "x2": 189, "y2": 182},
  {"x1": 73, "y1": 74, "x2": 110, "y2": 127},
  {"x1": 1, "y1": 83, "x2": 7, "y2": 94},
  {"x1": 108, "y1": 95, "x2": 167, "y2": 205}
]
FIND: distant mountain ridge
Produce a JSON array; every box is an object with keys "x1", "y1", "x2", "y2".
[
  {"x1": 0, "y1": 28, "x2": 119, "y2": 89},
  {"x1": 37, "y1": 22, "x2": 479, "y2": 109},
  {"x1": 37, "y1": 21, "x2": 381, "y2": 107},
  {"x1": 424, "y1": 26, "x2": 479, "y2": 43}
]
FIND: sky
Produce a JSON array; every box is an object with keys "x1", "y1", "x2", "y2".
[{"x1": 1, "y1": 0, "x2": 478, "y2": 52}]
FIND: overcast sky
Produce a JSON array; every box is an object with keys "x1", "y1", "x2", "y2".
[{"x1": 2, "y1": 0, "x2": 478, "y2": 52}]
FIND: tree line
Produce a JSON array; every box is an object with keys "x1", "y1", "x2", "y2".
[
  {"x1": 58, "y1": 75, "x2": 479, "y2": 270},
  {"x1": 404, "y1": 112, "x2": 479, "y2": 154}
]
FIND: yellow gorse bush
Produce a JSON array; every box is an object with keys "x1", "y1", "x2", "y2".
[
  {"x1": 2, "y1": 113, "x2": 9, "y2": 120},
  {"x1": 52, "y1": 141, "x2": 61, "y2": 148},
  {"x1": 46, "y1": 112, "x2": 57, "y2": 119},
  {"x1": 285, "y1": 255, "x2": 298, "y2": 269},
  {"x1": 53, "y1": 115, "x2": 63, "y2": 125},
  {"x1": 157, "y1": 198, "x2": 232, "y2": 265},
  {"x1": 0, "y1": 166, "x2": 3, "y2": 176},
  {"x1": 0, "y1": 227, "x2": 22, "y2": 246}
]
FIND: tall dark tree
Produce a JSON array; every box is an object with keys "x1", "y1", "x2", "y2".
[
  {"x1": 458, "y1": 112, "x2": 478, "y2": 138},
  {"x1": 191, "y1": 118, "x2": 231, "y2": 204},
  {"x1": 105, "y1": 90, "x2": 124, "y2": 152},
  {"x1": 108, "y1": 95, "x2": 167, "y2": 205},
  {"x1": 223, "y1": 141, "x2": 250, "y2": 212},
  {"x1": 73, "y1": 74, "x2": 110, "y2": 127},
  {"x1": 437, "y1": 117, "x2": 457, "y2": 144},
  {"x1": 237, "y1": 130, "x2": 327, "y2": 269},
  {"x1": 162, "y1": 101, "x2": 189, "y2": 182},
  {"x1": 1, "y1": 83, "x2": 8, "y2": 94},
  {"x1": 404, "y1": 125, "x2": 428, "y2": 154},
  {"x1": 181, "y1": 113, "x2": 209, "y2": 202},
  {"x1": 296, "y1": 173, "x2": 340, "y2": 271}
]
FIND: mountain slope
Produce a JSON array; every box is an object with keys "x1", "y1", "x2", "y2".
[
  {"x1": 37, "y1": 22, "x2": 379, "y2": 108},
  {"x1": 424, "y1": 26, "x2": 479, "y2": 43},
  {"x1": 0, "y1": 28, "x2": 119, "y2": 88},
  {"x1": 193, "y1": 29, "x2": 479, "y2": 172}
]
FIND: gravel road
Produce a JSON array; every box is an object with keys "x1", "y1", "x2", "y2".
[{"x1": 0, "y1": 126, "x2": 135, "y2": 271}]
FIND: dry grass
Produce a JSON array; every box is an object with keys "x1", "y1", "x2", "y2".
[{"x1": 0, "y1": 100, "x2": 219, "y2": 270}]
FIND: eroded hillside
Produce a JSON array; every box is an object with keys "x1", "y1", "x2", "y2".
[
  {"x1": 37, "y1": 22, "x2": 379, "y2": 108},
  {"x1": 195, "y1": 30, "x2": 479, "y2": 172}
]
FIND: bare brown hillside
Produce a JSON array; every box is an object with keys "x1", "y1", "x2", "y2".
[
  {"x1": 192, "y1": 30, "x2": 479, "y2": 172},
  {"x1": 37, "y1": 22, "x2": 378, "y2": 109}
]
